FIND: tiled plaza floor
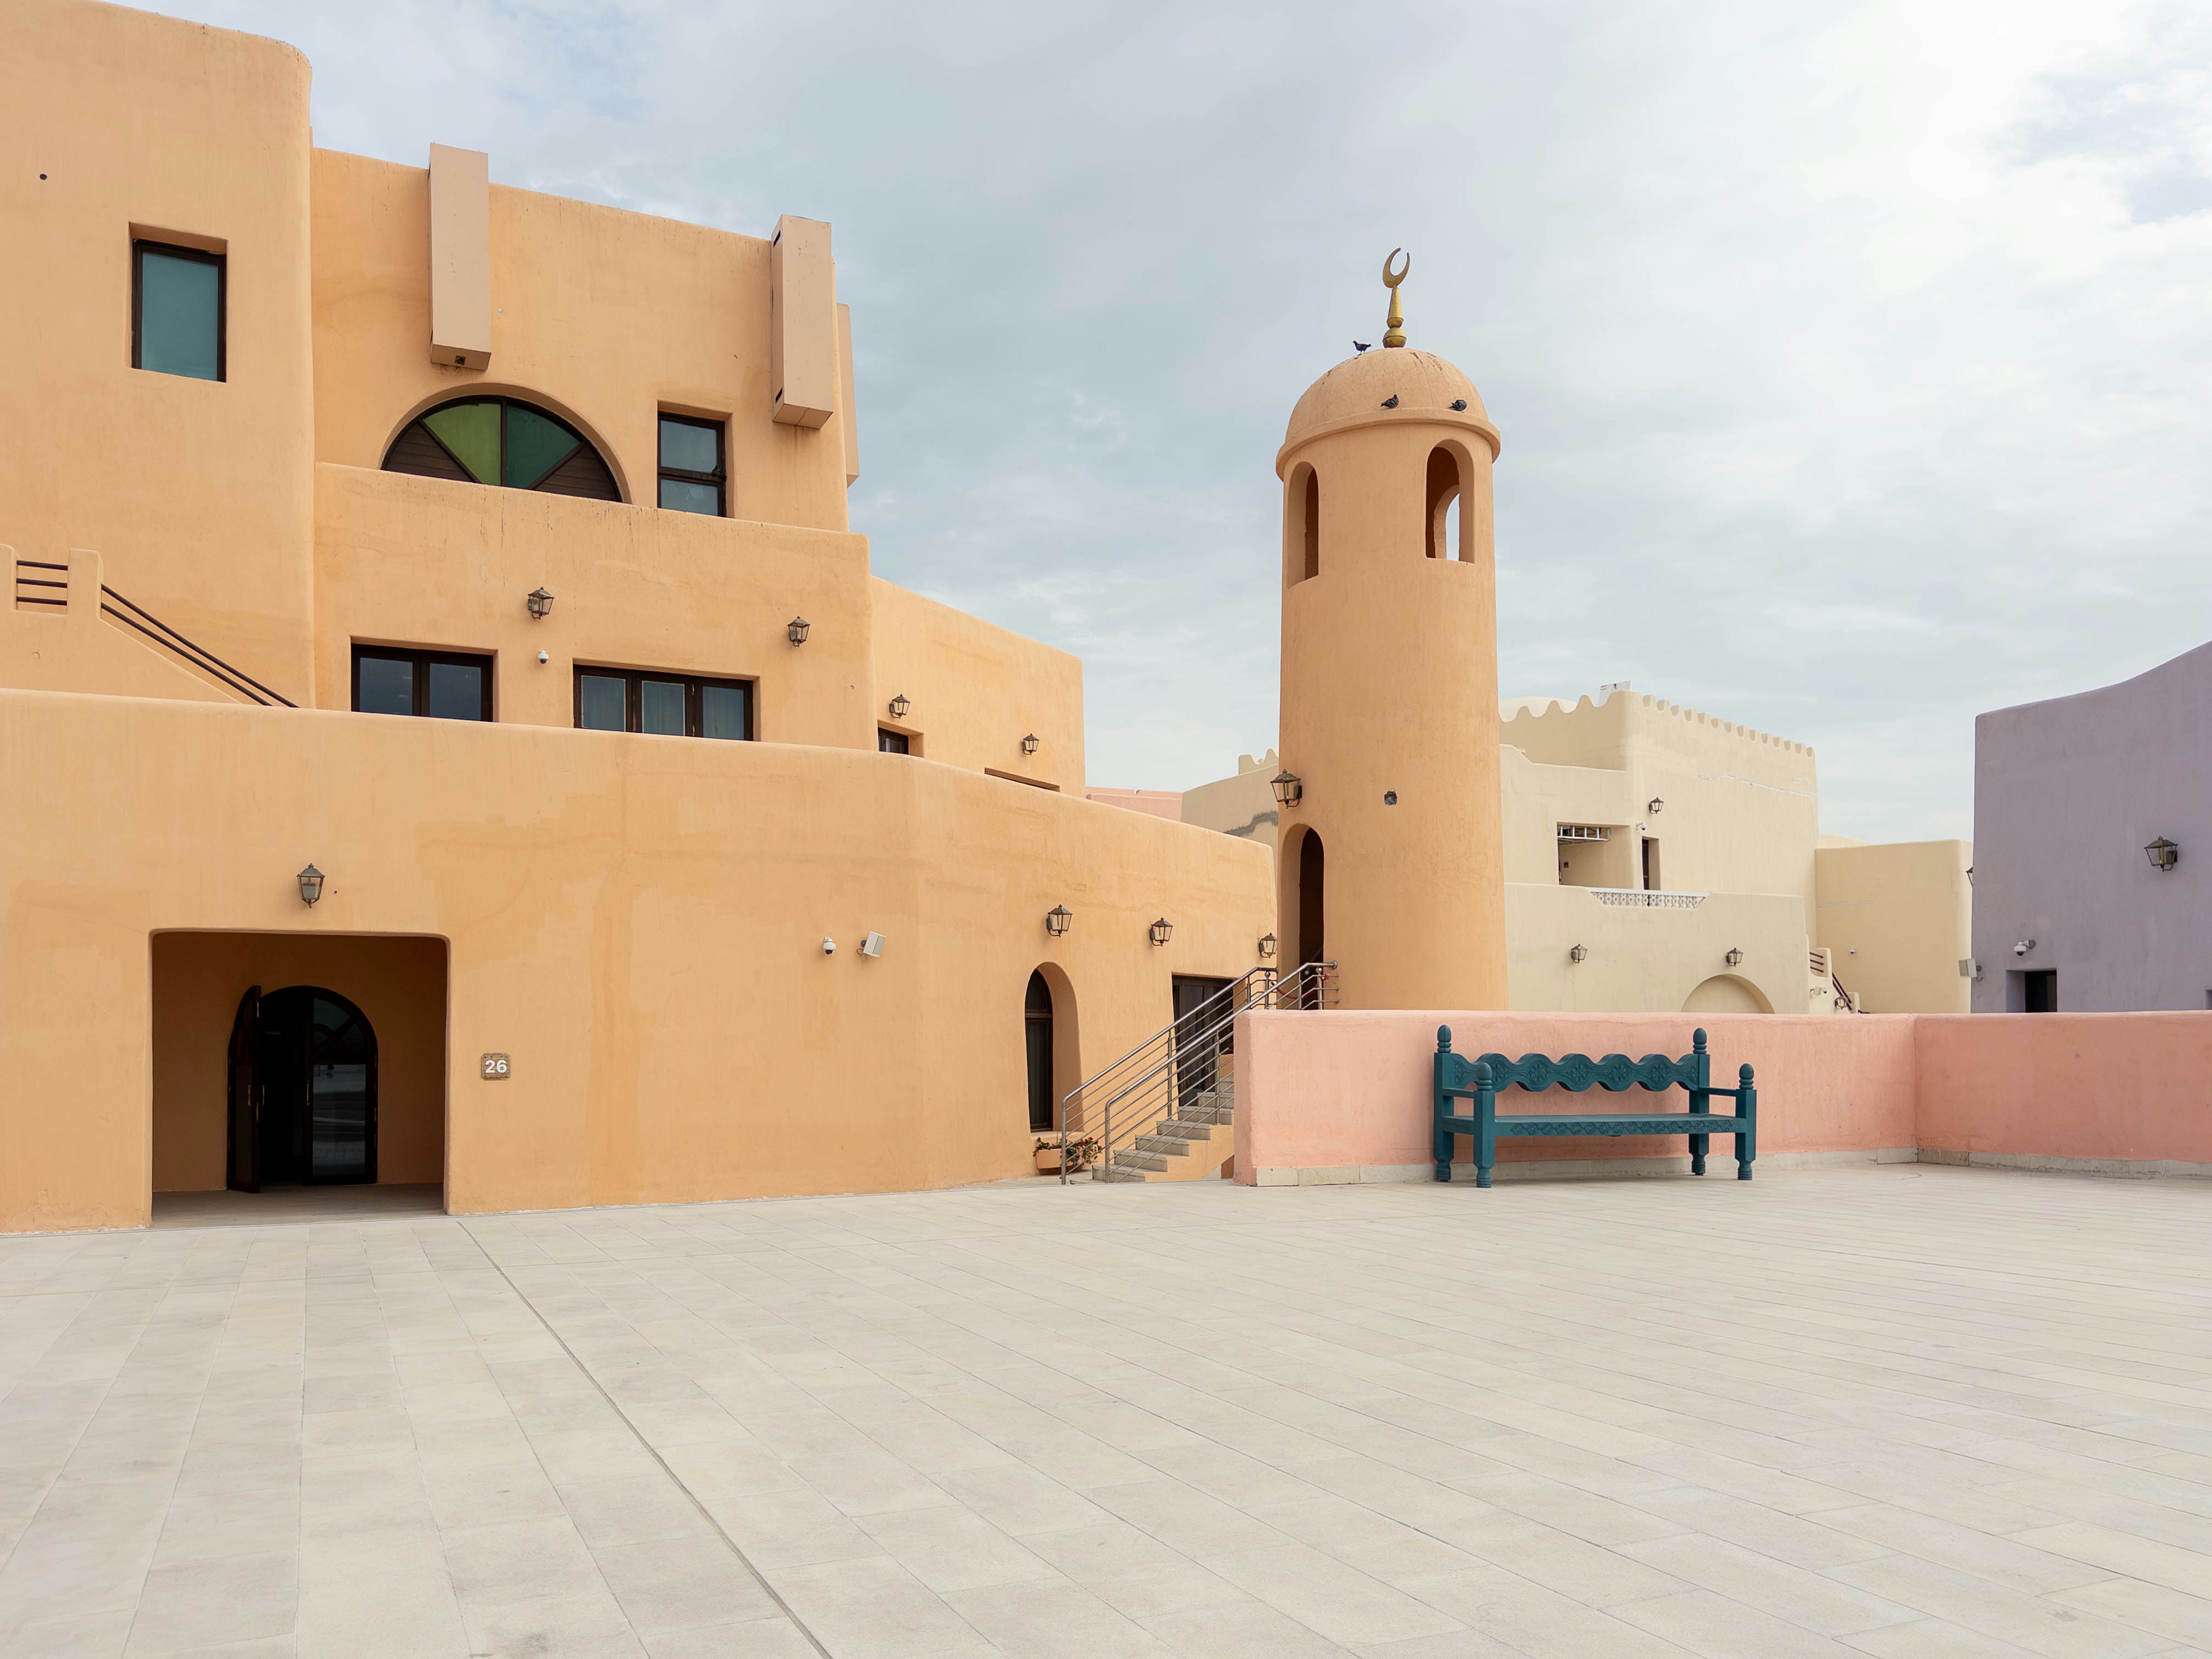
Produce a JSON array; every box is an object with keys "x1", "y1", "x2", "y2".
[{"x1": 2, "y1": 1165, "x2": 2209, "y2": 1658}]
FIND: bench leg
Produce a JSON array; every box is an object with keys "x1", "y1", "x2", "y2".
[
  {"x1": 1476, "y1": 1092, "x2": 1495, "y2": 1189},
  {"x1": 1736, "y1": 1074, "x2": 1757, "y2": 1179}
]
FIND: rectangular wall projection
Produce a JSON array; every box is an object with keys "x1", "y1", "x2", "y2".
[
  {"x1": 770, "y1": 214, "x2": 836, "y2": 429},
  {"x1": 428, "y1": 144, "x2": 491, "y2": 370}
]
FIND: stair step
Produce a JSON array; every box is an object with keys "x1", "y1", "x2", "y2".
[
  {"x1": 1093, "y1": 1166, "x2": 1148, "y2": 1183},
  {"x1": 1133, "y1": 1134, "x2": 1194, "y2": 1156},
  {"x1": 1111, "y1": 1149, "x2": 1170, "y2": 1172},
  {"x1": 1151, "y1": 1120, "x2": 1215, "y2": 1142}
]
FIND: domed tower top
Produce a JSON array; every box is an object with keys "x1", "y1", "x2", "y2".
[{"x1": 1279, "y1": 251, "x2": 1500, "y2": 472}]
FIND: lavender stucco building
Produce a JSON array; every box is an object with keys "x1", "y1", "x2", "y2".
[{"x1": 1972, "y1": 640, "x2": 2212, "y2": 1012}]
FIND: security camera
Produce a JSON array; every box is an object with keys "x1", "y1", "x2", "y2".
[
  {"x1": 821, "y1": 936, "x2": 836, "y2": 955},
  {"x1": 2013, "y1": 938, "x2": 2035, "y2": 957}
]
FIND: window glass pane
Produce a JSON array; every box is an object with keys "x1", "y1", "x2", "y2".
[
  {"x1": 356, "y1": 655, "x2": 414, "y2": 716},
  {"x1": 423, "y1": 400, "x2": 501, "y2": 484},
  {"x1": 658, "y1": 477, "x2": 721, "y2": 516},
  {"x1": 138, "y1": 249, "x2": 220, "y2": 381},
  {"x1": 505, "y1": 403, "x2": 580, "y2": 488},
  {"x1": 700, "y1": 683, "x2": 749, "y2": 741},
  {"x1": 579, "y1": 674, "x2": 627, "y2": 731},
  {"x1": 426, "y1": 660, "x2": 486, "y2": 721},
  {"x1": 310, "y1": 1063, "x2": 370, "y2": 1177},
  {"x1": 878, "y1": 728, "x2": 910, "y2": 755},
  {"x1": 640, "y1": 679, "x2": 685, "y2": 736},
  {"x1": 659, "y1": 416, "x2": 721, "y2": 475}
]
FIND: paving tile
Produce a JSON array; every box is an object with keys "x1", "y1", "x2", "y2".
[
  {"x1": 1620, "y1": 1533, "x2": 1919, "y2": 1636},
  {"x1": 123, "y1": 1550, "x2": 297, "y2": 1655},
  {"x1": 1824, "y1": 1551, "x2": 2171, "y2": 1659},
  {"x1": 766, "y1": 1554, "x2": 994, "y2": 1657},
  {"x1": 1614, "y1": 1588, "x2": 1879, "y2": 1658},
  {"x1": 855, "y1": 1501, "x2": 1060, "y2": 1593},
  {"x1": 1203, "y1": 1540, "x2": 1466, "y2": 1647},
  {"x1": 1141, "y1": 1594, "x2": 1357, "y2": 1658}
]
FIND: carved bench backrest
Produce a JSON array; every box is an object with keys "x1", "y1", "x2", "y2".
[{"x1": 1435, "y1": 1027, "x2": 1709, "y2": 1096}]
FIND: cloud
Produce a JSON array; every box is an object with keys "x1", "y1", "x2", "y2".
[{"x1": 164, "y1": 0, "x2": 2212, "y2": 838}]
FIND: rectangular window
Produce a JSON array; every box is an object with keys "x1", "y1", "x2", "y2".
[
  {"x1": 574, "y1": 668, "x2": 752, "y2": 740},
  {"x1": 658, "y1": 414, "x2": 725, "y2": 516},
  {"x1": 133, "y1": 240, "x2": 225, "y2": 381},
  {"x1": 352, "y1": 645, "x2": 492, "y2": 720},
  {"x1": 878, "y1": 728, "x2": 910, "y2": 754}
]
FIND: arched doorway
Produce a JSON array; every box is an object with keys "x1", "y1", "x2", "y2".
[
  {"x1": 1025, "y1": 971, "x2": 1055, "y2": 1132},
  {"x1": 1681, "y1": 975, "x2": 1772, "y2": 1015},
  {"x1": 226, "y1": 986, "x2": 378, "y2": 1190},
  {"x1": 1298, "y1": 829, "x2": 1325, "y2": 966}
]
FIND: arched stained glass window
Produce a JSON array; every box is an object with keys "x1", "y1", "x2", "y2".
[{"x1": 382, "y1": 396, "x2": 622, "y2": 501}]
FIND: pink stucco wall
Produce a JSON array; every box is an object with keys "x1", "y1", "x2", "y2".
[
  {"x1": 1234, "y1": 1008, "x2": 2212, "y2": 1181},
  {"x1": 1915, "y1": 1013, "x2": 2212, "y2": 1165}
]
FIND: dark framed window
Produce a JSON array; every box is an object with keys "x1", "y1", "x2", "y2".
[
  {"x1": 352, "y1": 646, "x2": 493, "y2": 721},
  {"x1": 574, "y1": 668, "x2": 752, "y2": 740},
  {"x1": 133, "y1": 240, "x2": 225, "y2": 381},
  {"x1": 382, "y1": 396, "x2": 621, "y2": 501},
  {"x1": 658, "y1": 414, "x2": 726, "y2": 516},
  {"x1": 878, "y1": 728, "x2": 910, "y2": 754}
]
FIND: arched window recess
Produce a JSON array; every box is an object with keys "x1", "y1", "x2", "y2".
[{"x1": 383, "y1": 396, "x2": 622, "y2": 501}]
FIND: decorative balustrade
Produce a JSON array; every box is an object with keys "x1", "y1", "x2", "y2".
[{"x1": 1586, "y1": 888, "x2": 1706, "y2": 910}]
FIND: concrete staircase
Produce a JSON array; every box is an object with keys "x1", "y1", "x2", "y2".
[{"x1": 1098, "y1": 1077, "x2": 1235, "y2": 1182}]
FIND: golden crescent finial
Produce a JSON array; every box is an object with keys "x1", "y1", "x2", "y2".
[{"x1": 1381, "y1": 248, "x2": 1409, "y2": 347}]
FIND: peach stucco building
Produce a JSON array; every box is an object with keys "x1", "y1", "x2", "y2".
[{"x1": 0, "y1": 0, "x2": 1276, "y2": 1233}]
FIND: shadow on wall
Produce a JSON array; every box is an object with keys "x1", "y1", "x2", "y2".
[{"x1": 151, "y1": 931, "x2": 448, "y2": 1195}]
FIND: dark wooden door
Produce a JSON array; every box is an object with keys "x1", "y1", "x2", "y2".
[
  {"x1": 225, "y1": 986, "x2": 262, "y2": 1193},
  {"x1": 1171, "y1": 975, "x2": 1233, "y2": 1108}
]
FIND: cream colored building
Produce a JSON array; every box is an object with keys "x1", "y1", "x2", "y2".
[{"x1": 1180, "y1": 688, "x2": 1971, "y2": 1014}]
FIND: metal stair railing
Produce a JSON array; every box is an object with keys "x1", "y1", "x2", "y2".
[
  {"x1": 98, "y1": 585, "x2": 295, "y2": 707},
  {"x1": 1057, "y1": 959, "x2": 1339, "y2": 1184}
]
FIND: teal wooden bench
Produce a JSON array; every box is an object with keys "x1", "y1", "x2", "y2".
[{"x1": 1433, "y1": 1025, "x2": 1756, "y2": 1187}]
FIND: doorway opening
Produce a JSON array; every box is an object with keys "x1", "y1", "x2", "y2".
[
  {"x1": 1171, "y1": 975, "x2": 1234, "y2": 1110},
  {"x1": 1025, "y1": 970, "x2": 1055, "y2": 1132},
  {"x1": 2009, "y1": 969, "x2": 2057, "y2": 1013},
  {"x1": 153, "y1": 931, "x2": 446, "y2": 1215},
  {"x1": 1642, "y1": 836, "x2": 1661, "y2": 891},
  {"x1": 228, "y1": 986, "x2": 377, "y2": 1190},
  {"x1": 1298, "y1": 830, "x2": 1325, "y2": 965}
]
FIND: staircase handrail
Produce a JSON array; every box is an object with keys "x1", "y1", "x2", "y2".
[
  {"x1": 99, "y1": 585, "x2": 296, "y2": 707},
  {"x1": 1058, "y1": 959, "x2": 1338, "y2": 1184}
]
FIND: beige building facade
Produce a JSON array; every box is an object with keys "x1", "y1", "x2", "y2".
[
  {"x1": 0, "y1": 0, "x2": 1275, "y2": 1233},
  {"x1": 1181, "y1": 690, "x2": 1971, "y2": 1016}
]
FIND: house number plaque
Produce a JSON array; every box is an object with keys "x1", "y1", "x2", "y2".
[{"x1": 481, "y1": 1052, "x2": 511, "y2": 1080}]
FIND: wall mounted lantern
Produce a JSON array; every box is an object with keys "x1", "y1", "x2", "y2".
[
  {"x1": 527, "y1": 587, "x2": 555, "y2": 620},
  {"x1": 297, "y1": 864, "x2": 325, "y2": 907},
  {"x1": 1724, "y1": 946, "x2": 1743, "y2": 968},
  {"x1": 887, "y1": 693, "x2": 910, "y2": 719},
  {"x1": 1045, "y1": 904, "x2": 1073, "y2": 937},
  {"x1": 1150, "y1": 917, "x2": 1173, "y2": 947},
  {"x1": 787, "y1": 616, "x2": 810, "y2": 646},
  {"x1": 1647, "y1": 797, "x2": 1664, "y2": 815},
  {"x1": 1258, "y1": 931, "x2": 1278, "y2": 960},
  {"x1": 1022, "y1": 733, "x2": 1040, "y2": 756},
  {"x1": 2146, "y1": 836, "x2": 2179, "y2": 872},
  {"x1": 1271, "y1": 770, "x2": 1303, "y2": 808},
  {"x1": 1569, "y1": 942, "x2": 1587, "y2": 964}
]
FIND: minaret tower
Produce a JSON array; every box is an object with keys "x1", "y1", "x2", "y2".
[{"x1": 1274, "y1": 251, "x2": 1508, "y2": 1010}]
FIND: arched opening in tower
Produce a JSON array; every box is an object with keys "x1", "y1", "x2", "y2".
[
  {"x1": 1287, "y1": 464, "x2": 1321, "y2": 585},
  {"x1": 1425, "y1": 446, "x2": 1463, "y2": 560}
]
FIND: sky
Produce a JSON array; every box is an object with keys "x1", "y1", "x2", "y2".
[{"x1": 161, "y1": 0, "x2": 2212, "y2": 840}]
